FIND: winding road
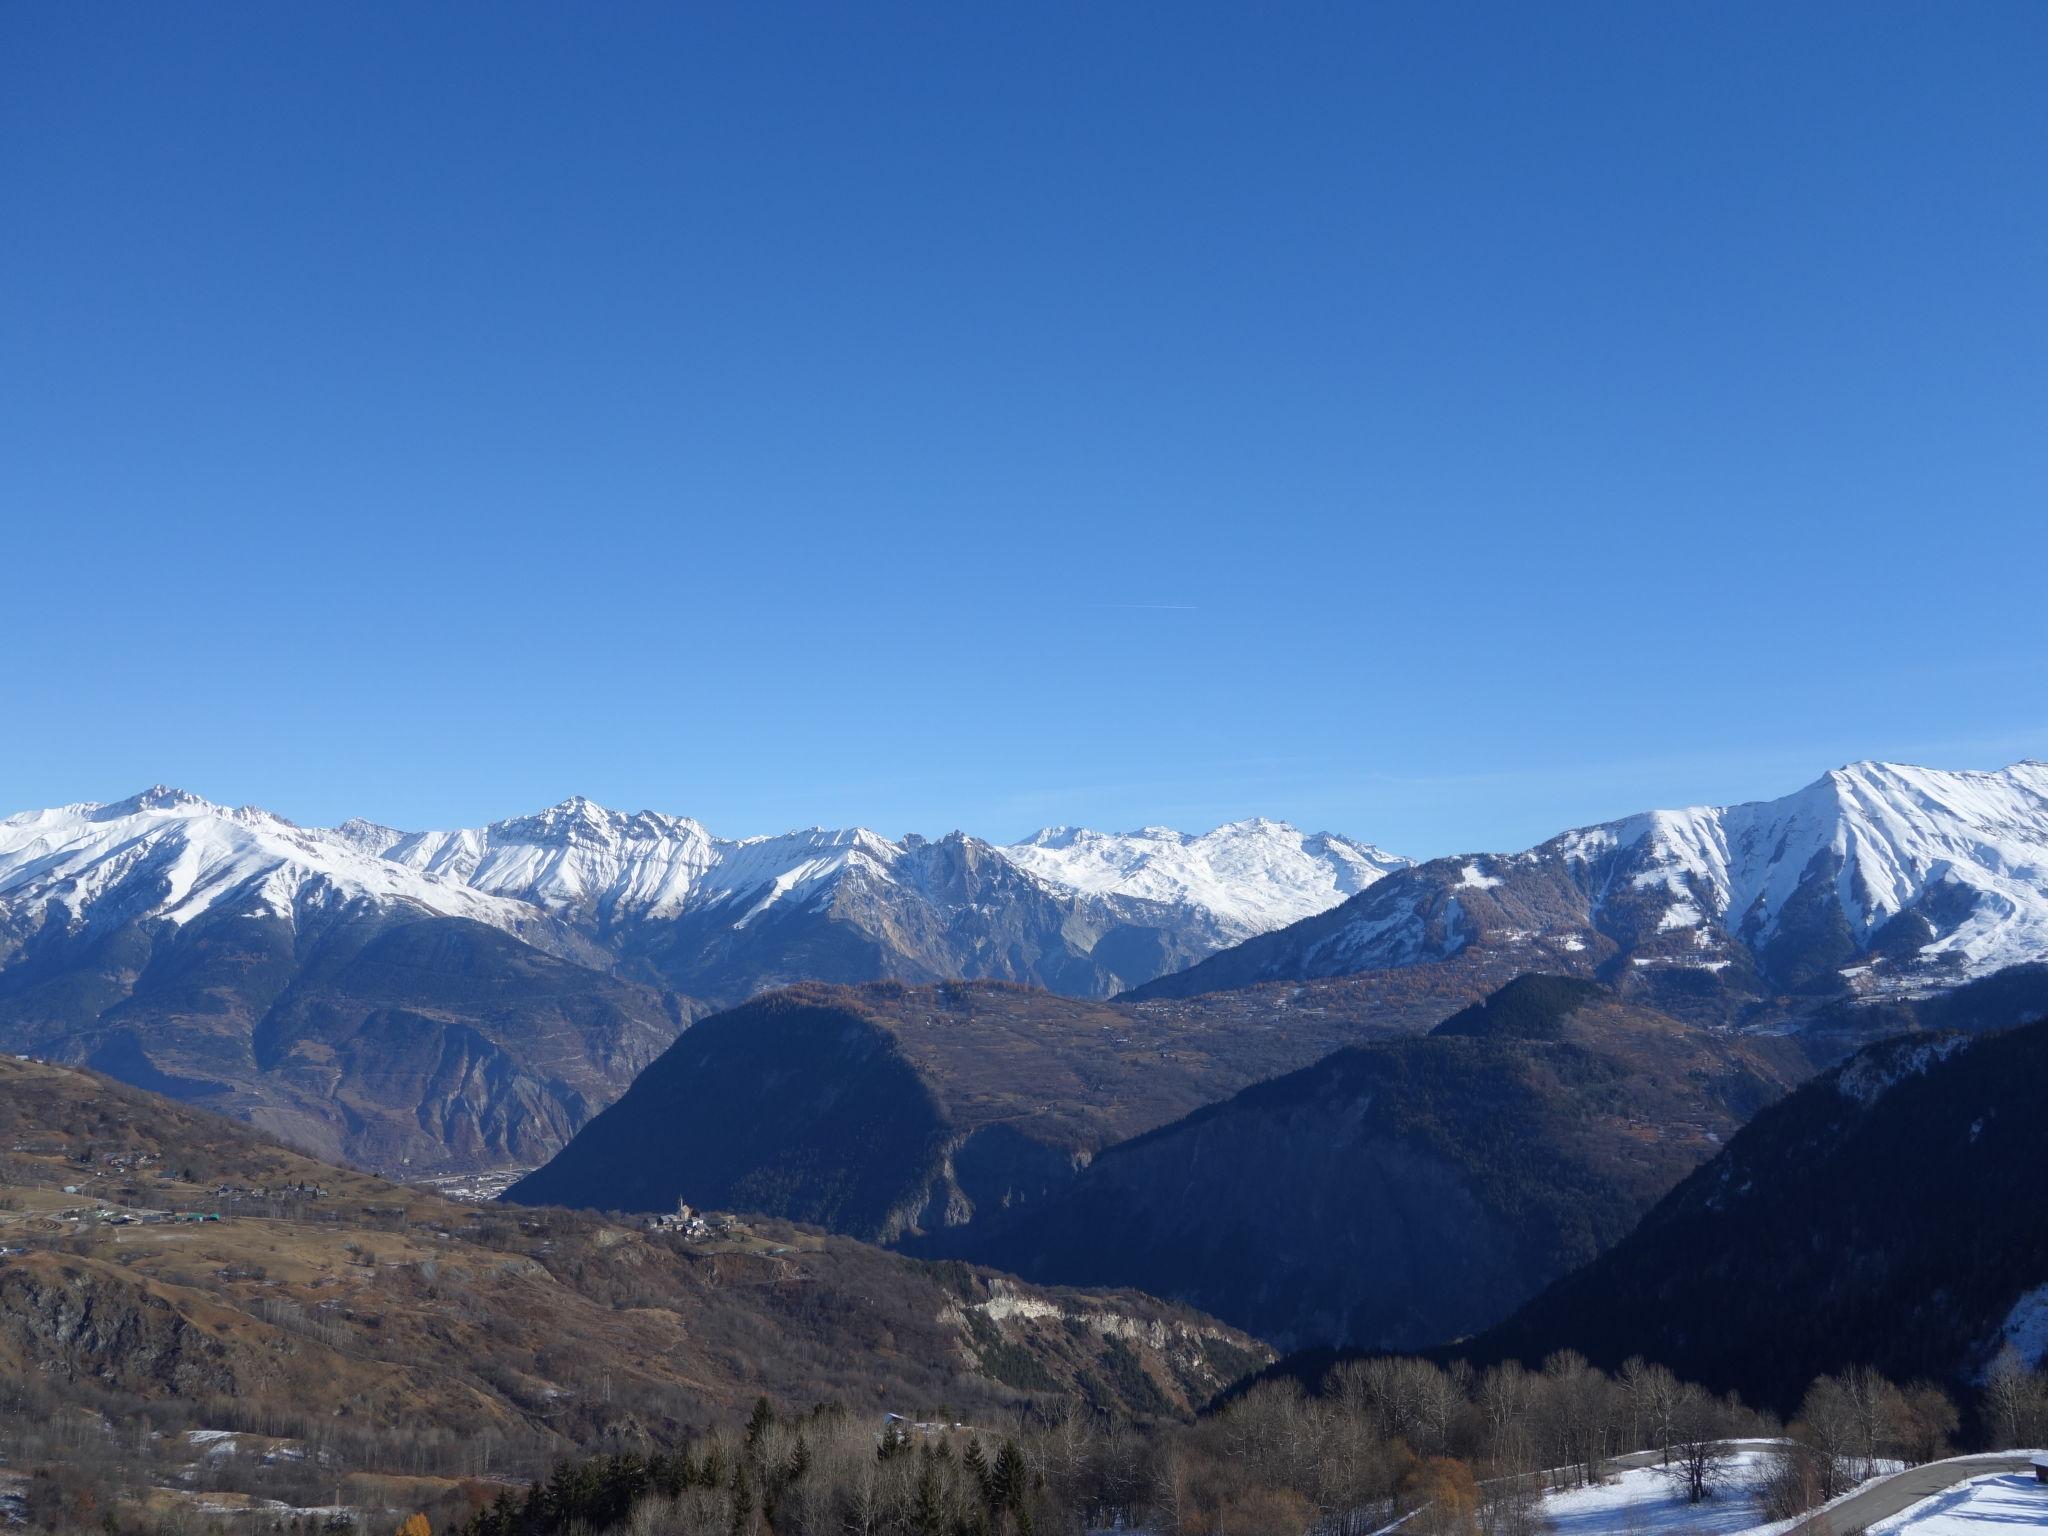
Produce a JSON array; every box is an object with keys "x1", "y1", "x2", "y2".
[{"x1": 1784, "y1": 1454, "x2": 2041, "y2": 1536}]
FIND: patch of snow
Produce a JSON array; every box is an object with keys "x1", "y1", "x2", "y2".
[
  {"x1": 1999, "y1": 1285, "x2": 2048, "y2": 1369},
  {"x1": 1541, "y1": 1452, "x2": 1769, "y2": 1536},
  {"x1": 1457, "y1": 862, "x2": 1504, "y2": 890},
  {"x1": 0, "y1": 790, "x2": 539, "y2": 940},
  {"x1": 1577, "y1": 762, "x2": 2048, "y2": 985},
  {"x1": 1276, "y1": 759, "x2": 2048, "y2": 987},
  {"x1": 1864, "y1": 1470, "x2": 2048, "y2": 1536},
  {"x1": 1836, "y1": 1035, "x2": 1974, "y2": 1106}
]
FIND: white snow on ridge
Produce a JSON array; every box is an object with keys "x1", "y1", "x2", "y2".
[
  {"x1": 0, "y1": 787, "x2": 534, "y2": 936},
  {"x1": 1591, "y1": 762, "x2": 2048, "y2": 977},
  {"x1": 0, "y1": 790, "x2": 1399, "y2": 950},
  {"x1": 1003, "y1": 819, "x2": 1408, "y2": 939},
  {"x1": 1835, "y1": 1034, "x2": 1974, "y2": 1105},
  {"x1": 1297, "y1": 759, "x2": 2048, "y2": 989}
]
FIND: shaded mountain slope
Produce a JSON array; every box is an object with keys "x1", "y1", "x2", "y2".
[
  {"x1": 506, "y1": 979, "x2": 1439, "y2": 1240},
  {"x1": 0, "y1": 903, "x2": 683, "y2": 1173},
  {"x1": 913, "y1": 978, "x2": 1812, "y2": 1351},
  {"x1": 1461, "y1": 1015, "x2": 2048, "y2": 1412}
]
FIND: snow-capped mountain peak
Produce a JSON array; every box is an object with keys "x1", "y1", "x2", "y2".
[
  {"x1": 1607, "y1": 759, "x2": 2048, "y2": 974},
  {"x1": 0, "y1": 788, "x2": 532, "y2": 942},
  {"x1": 1002, "y1": 817, "x2": 1409, "y2": 940},
  {"x1": 1149, "y1": 759, "x2": 2048, "y2": 1000},
  {"x1": 0, "y1": 787, "x2": 1400, "y2": 980}
]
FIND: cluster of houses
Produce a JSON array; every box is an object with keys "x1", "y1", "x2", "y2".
[
  {"x1": 55, "y1": 1205, "x2": 220, "y2": 1225},
  {"x1": 214, "y1": 1180, "x2": 331, "y2": 1202},
  {"x1": 643, "y1": 1201, "x2": 746, "y2": 1241}
]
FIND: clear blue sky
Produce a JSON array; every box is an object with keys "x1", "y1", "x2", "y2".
[{"x1": 5, "y1": 4, "x2": 2045, "y2": 856}]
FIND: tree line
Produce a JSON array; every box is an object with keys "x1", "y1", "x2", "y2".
[
  {"x1": 411, "y1": 1348, "x2": 2048, "y2": 1536},
  {"x1": 16, "y1": 1346, "x2": 2048, "y2": 1536}
]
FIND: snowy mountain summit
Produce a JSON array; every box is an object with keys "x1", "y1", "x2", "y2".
[
  {"x1": 0, "y1": 785, "x2": 537, "y2": 949},
  {"x1": 0, "y1": 789, "x2": 1397, "y2": 998},
  {"x1": 1550, "y1": 759, "x2": 2048, "y2": 985},
  {"x1": 1005, "y1": 819, "x2": 1406, "y2": 943},
  {"x1": 1134, "y1": 760, "x2": 2048, "y2": 999}
]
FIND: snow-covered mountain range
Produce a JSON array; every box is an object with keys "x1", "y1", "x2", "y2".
[
  {"x1": 0, "y1": 787, "x2": 1399, "y2": 994},
  {"x1": 0, "y1": 786, "x2": 543, "y2": 946},
  {"x1": 1130, "y1": 760, "x2": 2048, "y2": 1000},
  {"x1": 1004, "y1": 820, "x2": 1406, "y2": 941},
  {"x1": 8, "y1": 762, "x2": 2048, "y2": 1176}
]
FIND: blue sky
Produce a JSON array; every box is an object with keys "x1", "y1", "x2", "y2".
[{"x1": 4, "y1": 4, "x2": 2045, "y2": 856}]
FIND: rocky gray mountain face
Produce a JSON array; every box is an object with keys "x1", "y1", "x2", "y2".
[
  {"x1": 0, "y1": 897, "x2": 680, "y2": 1173},
  {"x1": 357, "y1": 796, "x2": 1404, "y2": 1004},
  {"x1": 1129, "y1": 761, "x2": 2048, "y2": 1004}
]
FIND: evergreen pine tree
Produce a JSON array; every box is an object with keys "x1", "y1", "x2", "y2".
[
  {"x1": 963, "y1": 1437, "x2": 991, "y2": 1508},
  {"x1": 910, "y1": 1459, "x2": 944, "y2": 1536}
]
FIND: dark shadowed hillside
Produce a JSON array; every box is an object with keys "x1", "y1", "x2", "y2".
[
  {"x1": 1463, "y1": 1015, "x2": 2048, "y2": 1412},
  {"x1": 909, "y1": 977, "x2": 1811, "y2": 1351},
  {"x1": 503, "y1": 979, "x2": 1450, "y2": 1240}
]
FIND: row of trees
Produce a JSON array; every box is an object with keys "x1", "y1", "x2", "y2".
[
  {"x1": 22, "y1": 1347, "x2": 2048, "y2": 1536},
  {"x1": 424, "y1": 1348, "x2": 2032, "y2": 1536}
]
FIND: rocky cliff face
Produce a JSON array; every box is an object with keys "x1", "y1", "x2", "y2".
[{"x1": 0, "y1": 1260, "x2": 239, "y2": 1398}]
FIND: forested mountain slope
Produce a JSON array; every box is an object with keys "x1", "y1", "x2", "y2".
[
  {"x1": 504, "y1": 979, "x2": 1435, "y2": 1239},
  {"x1": 1465, "y1": 1014, "x2": 2048, "y2": 1410},
  {"x1": 911, "y1": 976, "x2": 1812, "y2": 1350}
]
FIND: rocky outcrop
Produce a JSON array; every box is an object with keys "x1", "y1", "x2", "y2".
[{"x1": 0, "y1": 1260, "x2": 237, "y2": 1397}]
